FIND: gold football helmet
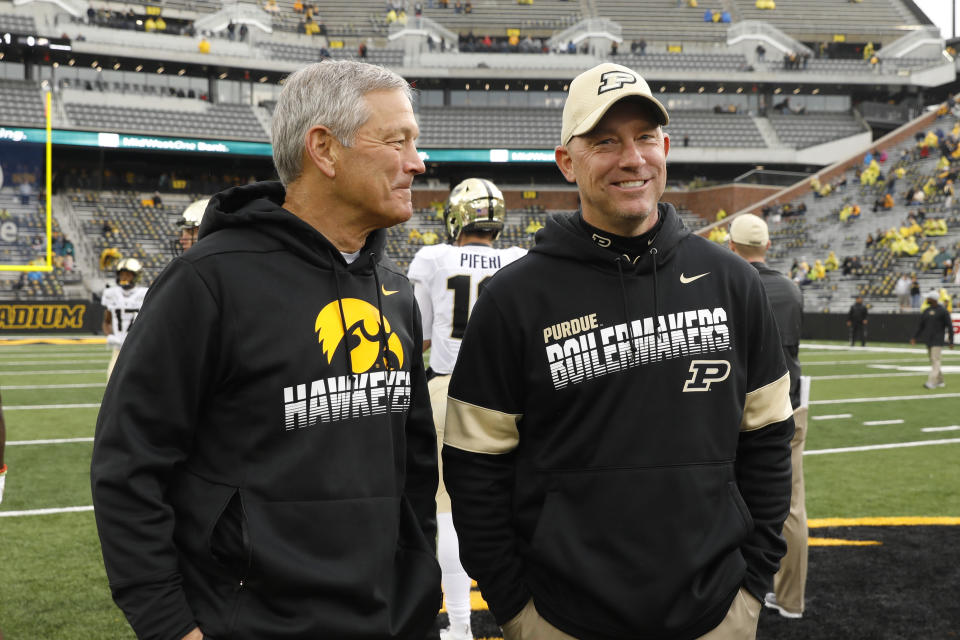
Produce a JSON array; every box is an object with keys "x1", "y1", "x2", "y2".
[
  {"x1": 115, "y1": 257, "x2": 143, "y2": 290},
  {"x1": 444, "y1": 178, "x2": 506, "y2": 242},
  {"x1": 172, "y1": 197, "x2": 210, "y2": 256}
]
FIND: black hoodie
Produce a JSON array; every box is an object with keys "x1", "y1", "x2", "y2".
[
  {"x1": 443, "y1": 204, "x2": 793, "y2": 640},
  {"x1": 91, "y1": 182, "x2": 441, "y2": 640}
]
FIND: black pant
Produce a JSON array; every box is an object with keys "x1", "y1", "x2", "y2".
[{"x1": 850, "y1": 324, "x2": 866, "y2": 346}]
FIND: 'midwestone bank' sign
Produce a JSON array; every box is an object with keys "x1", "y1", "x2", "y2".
[{"x1": 0, "y1": 301, "x2": 103, "y2": 333}]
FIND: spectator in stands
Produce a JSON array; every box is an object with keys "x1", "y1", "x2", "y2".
[
  {"x1": 90, "y1": 60, "x2": 441, "y2": 640},
  {"x1": 847, "y1": 296, "x2": 868, "y2": 346},
  {"x1": 894, "y1": 273, "x2": 912, "y2": 311},
  {"x1": 911, "y1": 275, "x2": 922, "y2": 308},
  {"x1": 911, "y1": 290, "x2": 954, "y2": 389},
  {"x1": 18, "y1": 180, "x2": 33, "y2": 205},
  {"x1": 825, "y1": 250, "x2": 839, "y2": 272},
  {"x1": 755, "y1": 44, "x2": 766, "y2": 61}
]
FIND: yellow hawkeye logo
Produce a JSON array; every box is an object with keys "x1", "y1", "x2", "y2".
[{"x1": 315, "y1": 298, "x2": 404, "y2": 373}]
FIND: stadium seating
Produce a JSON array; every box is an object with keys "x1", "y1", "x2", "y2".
[
  {"x1": 730, "y1": 0, "x2": 917, "y2": 43},
  {"x1": 63, "y1": 102, "x2": 269, "y2": 141},
  {"x1": 768, "y1": 112, "x2": 866, "y2": 149},
  {"x1": 0, "y1": 187, "x2": 70, "y2": 300},
  {"x1": 0, "y1": 11, "x2": 37, "y2": 34},
  {"x1": 0, "y1": 80, "x2": 48, "y2": 128}
]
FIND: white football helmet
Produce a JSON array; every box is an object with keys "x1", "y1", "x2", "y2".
[
  {"x1": 172, "y1": 197, "x2": 210, "y2": 256},
  {"x1": 444, "y1": 178, "x2": 506, "y2": 242},
  {"x1": 115, "y1": 257, "x2": 143, "y2": 290}
]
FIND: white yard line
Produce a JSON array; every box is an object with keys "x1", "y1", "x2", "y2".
[
  {"x1": 800, "y1": 344, "x2": 960, "y2": 355},
  {"x1": 863, "y1": 419, "x2": 904, "y2": 426},
  {"x1": 805, "y1": 438, "x2": 960, "y2": 455},
  {"x1": 8, "y1": 437, "x2": 94, "y2": 445},
  {"x1": 810, "y1": 393, "x2": 960, "y2": 405},
  {"x1": 810, "y1": 372, "x2": 924, "y2": 380},
  {"x1": 0, "y1": 354, "x2": 106, "y2": 360},
  {"x1": 922, "y1": 426, "x2": 960, "y2": 432},
  {"x1": 802, "y1": 359, "x2": 937, "y2": 366},
  {"x1": 0, "y1": 360, "x2": 107, "y2": 365},
  {"x1": 0, "y1": 370, "x2": 105, "y2": 375},
  {"x1": 4, "y1": 403, "x2": 101, "y2": 410},
  {"x1": 1, "y1": 383, "x2": 104, "y2": 390},
  {"x1": 812, "y1": 414, "x2": 853, "y2": 420},
  {"x1": 0, "y1": 506, "x2": 94, "y2": 518}
]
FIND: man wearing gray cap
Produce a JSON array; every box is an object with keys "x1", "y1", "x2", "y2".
[
  {"x1": 443, "y1": 62, "x2": 794, "y2": 640},
  {"x1": 911, "y1": 289, "x2": 954, "y2": 389},
  {"x1": 729, "y1": 213, "x2": 808, "y2": 621}
]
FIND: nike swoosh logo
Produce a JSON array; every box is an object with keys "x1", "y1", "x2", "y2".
[
  {"x1": 680, "y1": 272, "x2": 710, "y2": 284},
  {"x1": 381, "y1": 285, "x2": 399, "y2": 296}
]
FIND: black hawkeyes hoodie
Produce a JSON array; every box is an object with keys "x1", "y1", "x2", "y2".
[
  {"x1": 91, "y1": 182, "x2": 441, "y2": 640},
  {"x1": 443, "y1": 204, "x2": 793, "y2": 640}
]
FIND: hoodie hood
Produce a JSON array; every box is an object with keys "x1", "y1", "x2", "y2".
[
  {"x1": 198, "y1": 180, "x2": 386, "y2": 271},
  {"x1": 530, "y1": 201, "x2": 691, "y2": 273}
]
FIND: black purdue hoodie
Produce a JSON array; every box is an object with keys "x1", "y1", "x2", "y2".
[
  {"x1": 443, "y1": 204, "x2": 794, "y2": 640},
  {"x1": 91, "y1": 182, "x2": 441, "y2": 640}
]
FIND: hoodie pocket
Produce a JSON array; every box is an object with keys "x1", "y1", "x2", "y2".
[{"x1": 526, "y1": 464, "x2": 748, "y2": 637}]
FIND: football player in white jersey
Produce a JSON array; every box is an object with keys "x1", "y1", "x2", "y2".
[
  {"x1": 171, "y1": 197, "x2": 209, "y2": 256},
  {"x1": 101, "y1": 257, "x2": 148, "y2": 379},
  {"x1": 407, "y1": 178, "x2": 526, "y2": 640}
]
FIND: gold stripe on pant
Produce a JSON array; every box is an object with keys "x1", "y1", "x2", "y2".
[{"x1": 772, "y1": 405, "x2": 808, "y2": 615}]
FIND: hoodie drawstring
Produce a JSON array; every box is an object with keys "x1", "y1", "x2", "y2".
[
  {"x1": 615, "y1": 246, "x2": 663, "y2": 353},
  {"x1": 369, "y1": 254, "x2": 394, "y2": 414},
  {"x1": 615, "y1": 257, "x2": 638, "y2": 354},
  {"x1": 649, "y1": 247, "x2": 662, "y2": 343},
  {"x1": 331, "y1": 254, "x2": 355, "y2": 418}
]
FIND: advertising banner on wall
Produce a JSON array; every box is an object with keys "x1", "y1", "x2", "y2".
[{"x1": 0, "y1": 301, "x2": 103, "y2": 333}]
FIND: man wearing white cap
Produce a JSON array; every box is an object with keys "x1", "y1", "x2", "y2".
[
  {"x1": 444, "y1": 63, "x2": 793, "y2": 640},
  {"x1": 729, "y1": 213, "x2": 809, "y2": 621},
  {"x1": 911, "y1": 289, "x2": 954, "y2": 389}
]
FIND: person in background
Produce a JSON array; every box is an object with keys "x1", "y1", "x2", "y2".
[
  {"x1": 847, "y1": 296, "x2": 869, "y2": 347},
  {"x1": 728, "y1": 213, "x2": 809, "y2": 620},
  {"x1": 407, "y1": 178, "x2": 526, "y2": 640},
  {"x1": 101, "y1": 258, "x2": 148, "y2": 379},
  {"x1": 912, "y1": 289, "x2": 954, "y2": 389},
  {"x1": 170, "y1": 198, "x2": 210, "y2": 257}
]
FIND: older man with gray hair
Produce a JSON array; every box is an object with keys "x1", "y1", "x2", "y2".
[{"x1": 91, "y1": 61, "x2": 441, "y2": 640}]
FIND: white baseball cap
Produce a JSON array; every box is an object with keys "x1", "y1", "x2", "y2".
[
  {"x1": 729, "y1": 213, "x2": 770, "y2": 247},
  {"x1": 925, "y1": 289, "x2": 940, "y2": 300},
  {"x1": 560, "y1": 63, "x2": 669, "y2": 147}
]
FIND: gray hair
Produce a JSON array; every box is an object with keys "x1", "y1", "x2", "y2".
[{"x1": 271, "y1": 60, "x2": 413, "y2": 186}]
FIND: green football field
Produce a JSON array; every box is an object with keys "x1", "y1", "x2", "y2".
[{"x1": 0, "y1": 338, "x2": 957, "y2": 639}]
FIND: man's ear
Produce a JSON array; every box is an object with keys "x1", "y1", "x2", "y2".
[
  {"x1": 304, "y1": 125, "x2": 338, "y2": 179},
  {"x1": 662, "y1": 130, "x2": 670, "y2": 156},
  {"x1": 555, "y1": 144, "x2": 576, "y2": 183}
]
